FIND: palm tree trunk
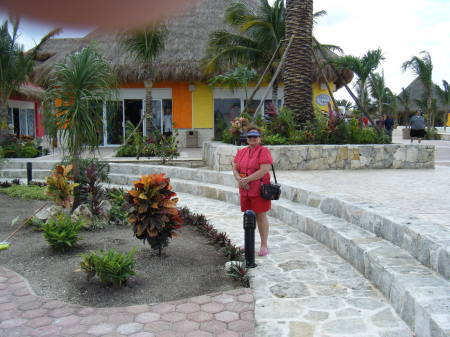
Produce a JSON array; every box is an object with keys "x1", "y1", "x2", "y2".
[
  {"x1": 284, "y1": 0, "x2": 314, "y2": 126},
  {"x1": 0, "y1": 99, "x2": 10, "y2": 143},
  {"x1": 144, "y1": 79, "x2": 153, "y2": 136}
]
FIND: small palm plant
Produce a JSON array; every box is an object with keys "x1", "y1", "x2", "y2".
[{"x1": 43, "y1": 46, "x2": 117, "y2": 210}]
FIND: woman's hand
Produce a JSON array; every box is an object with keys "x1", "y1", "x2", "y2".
[{"x1": 238, "y1": 177, "x2": 250, "y2": 189}]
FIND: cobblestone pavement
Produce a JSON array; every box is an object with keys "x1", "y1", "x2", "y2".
[
  {"x1": 177, "y1": 193, "x2": 413, "y2": 337},
  {"x1": 1, "y1": 192, "x2": 413, "y2": 337},
  {"x1": 0, "y1": 265, "x2": 254, "y2": 337}
]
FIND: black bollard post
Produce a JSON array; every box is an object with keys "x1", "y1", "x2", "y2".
[
  {"x1": 26, "y1": 162, "x2": 32, "y2": 184},
  {"x1": 243, "y1": 210, "x2": 257, "y2": 268}
]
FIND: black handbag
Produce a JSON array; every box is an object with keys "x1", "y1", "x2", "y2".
[{"x1": 260, "y1": 164, "x2": 281, "y2": 200}]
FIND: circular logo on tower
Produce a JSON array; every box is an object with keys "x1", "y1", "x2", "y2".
[{"x1": 316, "y1": 94, "x2": 331, "y2": 106}]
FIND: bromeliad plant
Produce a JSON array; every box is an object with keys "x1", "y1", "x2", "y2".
[
  {"x1": 46, "y1": 165, "x2": 78, "y2": 208},
  {"x1": 125, "y1": 174, "x2": 183, "y2": 256}
]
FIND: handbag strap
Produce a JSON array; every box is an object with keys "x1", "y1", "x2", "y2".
[
  {"x1": 256, "y1": 147, "x2": 277, "y2": 184},
  {"x1": 271, "y1": 164, "x2": 278, "y2": 184}
]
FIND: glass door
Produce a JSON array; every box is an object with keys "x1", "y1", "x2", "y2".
[
  {"x1": 124, "y1": 99, "x2": 144, "y2": 138},
  {"x1": 152, "y1": 100, "x2": 162, "y2": 133},
  {"x1": 106, "y1": 101, "x2": 123, "y2": 145}
]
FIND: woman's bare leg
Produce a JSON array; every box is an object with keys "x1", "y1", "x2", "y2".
[{"x1": 256, "y1": 212, "x2": 269, "y2": 249}]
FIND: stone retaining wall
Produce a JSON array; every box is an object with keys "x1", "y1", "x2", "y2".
[{"x1": 203, "y1": 142, "x2": 435, "y2": 171}]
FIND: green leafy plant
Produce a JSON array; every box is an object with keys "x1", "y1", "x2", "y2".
[
  {"x1": 125, "y1": 174, "x2": 183, "y2": 255},
  {"x1": 46, "y1": 165, "x2": 78, "y2": 208},
  {"x1": 0, "y1": 184, "x2": 50, "y2": 200},
  {"x1": 108, "y1": 188, "x2": 128, "y2": 225},
  {"x1": 425, "y1": 127, "x2": 442, "y2": 140},
  {"x1": 263, "y1": 134, "x2": 289, "y2": 145},
  {"x1": 80, "y1": 248, "x2": 137, "y2": 287},
  {"x1": 80, "y1": 164, "x2": 106, "y2": 217},
  {"x1": 42, "y1": 213, "x2": 84, "y2": 251}
]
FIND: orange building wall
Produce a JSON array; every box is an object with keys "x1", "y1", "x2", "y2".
[{"x1": 121, "y1": 81, "x2": 192, "y2": 129}]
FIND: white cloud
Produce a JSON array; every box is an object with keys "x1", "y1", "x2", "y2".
[{"x1": 312, "y1": 0, "x2": 450, "y2": 99}]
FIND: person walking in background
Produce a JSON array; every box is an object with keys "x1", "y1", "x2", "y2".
[
  {"x1": 384, "y1": 115, "x2": 394, "y2": 140},
  {"x1": 232, "y1": 126, "x2": 273, "y2": 257},
  {"x1": 410, "y1": 111, "x2": 426, "y2": 143}
]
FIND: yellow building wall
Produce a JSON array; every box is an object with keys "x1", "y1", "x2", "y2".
[
  {"x1": 312, "y1": 82, "x2": 336, "y2": 112},
  {"x1": 446, "y1": 113, "x2": 450, "y2": 127},
  {"x1": 192, "y1": 82, "x2": 214, "y2": 128}
]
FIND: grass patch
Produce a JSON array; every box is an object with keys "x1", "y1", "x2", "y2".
[{"x1": 0, "y1": 184, "x2": 50, "y2": 200}]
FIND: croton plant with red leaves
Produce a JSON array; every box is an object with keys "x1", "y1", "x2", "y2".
[{"x1": 125, "y1": 174, "x2": 183, "y2": 255}]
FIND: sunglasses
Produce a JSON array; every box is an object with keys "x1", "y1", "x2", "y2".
[{"x1": 247, "y1": 135, "x2": 259, "y2": 139}]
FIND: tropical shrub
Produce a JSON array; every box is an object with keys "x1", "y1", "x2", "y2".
[
  {"x1": 108, "y1": 188, "x2": 128, "y2": 225},
  {"x1": 125, "y1": 174, "x2": 183, "y2": 255},
  {"x1": 80, "y1": 248, "x2": 137, "y2": 287},
  {"x1": 1, "y1": 136, "x2": 41, "y2": 158},
  {"x1": 42, "y1": 213, "x2": 84, "y2": 251},
  {"x1": 263, "y1": 134, "x2": 289, "y2": 145},
  {"x1": 46, "y1": 165, "x2": 78, "y2": 208},
  {"x1": 425, "y1": 127, "x2": 442, "y2": 140},
  {"x1": 80, "y1": 163, "x2": 106, "y2": 217}
]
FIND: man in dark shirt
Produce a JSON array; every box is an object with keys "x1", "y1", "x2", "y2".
[{"x1": 384, "y1": 115, "x2": 394, "y2": 140}]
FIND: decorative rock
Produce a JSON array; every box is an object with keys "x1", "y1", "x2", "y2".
[
  {"x1": 99, "y1": 199, "x2": 112, "y2": 219},
  {"x1": 71, "y1": 204, "x2": 93, "y2": 228}
]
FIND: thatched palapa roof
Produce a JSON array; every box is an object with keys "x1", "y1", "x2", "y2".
[
  {"x1": 397, "y1": 77, "x2": 446, "y2": 113},
  {"x1": 14, "y1": 83, "x2": 45, "y2": 100},
  {"x1": 31, "y1": 0, "x2": 353, "y2": 88}
]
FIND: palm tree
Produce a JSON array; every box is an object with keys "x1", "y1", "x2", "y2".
[
  {"x1": 397, "y1": 87, "x2": 412, "y2": 125},
  {"x1": 334, "y1": 49, "x2": 384, "y2": 117},
  {"x1": 122, "y1": 24, "x2": 166, "y2": 136},
  {"x1": 205, "y1": 0, "x2": 339, "y2": 119},
  {"x1": 284, "y1": 0, "x2": 314, "y2": 125},
  {"x1": 43, "y1": 46, "x2": 117, "y2": 210},
  {"x1": 205, "y1": 0, "x2": 285, "y2": 109},
  {"x1": 402, "y1": 51, "x2": 433, "y2": 127},
  {"x1": 208, "y1": 65, "x2": 258, "y2": 105},
  {"x1": 0, "y1": 17, "x2": 59, "y2": 142},
  {"x1": 436, "y1": 80, "x2": 449, "y2": 130},
  {"x1": 369, "y1": 71, "x2": 390, "y2": 118},
  {"x1": 336, "y1": 99, "x2": 353, "y2": 112}
]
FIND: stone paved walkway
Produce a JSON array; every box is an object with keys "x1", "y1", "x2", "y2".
[
  {"x1": 177, "y1": 193, "x2": 413, "y2": 337},
  {"x1": 0, "y1": 265, "x2": 254, "y2": 337}
]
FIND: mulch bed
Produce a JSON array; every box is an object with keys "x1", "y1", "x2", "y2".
[{"x1": 0, "y1": 194, "x2": 237, "y2": 307}]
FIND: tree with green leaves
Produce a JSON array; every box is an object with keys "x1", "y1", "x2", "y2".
[
  {"x1": 436, "y1": 80, "x2": 449, "y2": 130},
  {"x1": 0, "y1": 17, "x2": 59, "y2": 142},
  {"x1": 335, "y1": 99, "x2": 353, "y2": 112},
  {"x1": 205, "y1": 0, "x2": 285, "y2": 109},
  {"x1": 43, "y1": 46, "x2": 117, "y2": 210},
  {"x1": 397, "y1": 87, "x2": 412, "y2": 125},
  {"x1": 205, "y1": 0, "x2": 340, "y2": 121},
  {"x1": 334, "y1": 48, "x2": 385, "y2": 117},
  {"x1": 402, "y1": 51, "x2": 433, "y2": 127},
  {"x1": 208, "y1": 65, "x2": 258, "y2": 107},
  {"x1": 122, "y1": 24, "x2": 166, "y2": 135},
  {"x1": 369, "y1": 71, "x2": 390, "y2": 117}
]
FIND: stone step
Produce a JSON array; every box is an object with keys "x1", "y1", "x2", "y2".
[
  {"x1": 107, "y1": 173, "x2": 450, "y2": 337},
  {"x1": 107, "y1": 163, "x2": 450, "y2": 281},
  {"x1": 174, "y1": 192, "x2": 414, "y2": 337},
  {"x1": 0, "y1": 169, "x2": 51, "y2": 180},
  {"x1": 0, "y1": 160, "x2": 57, "y2": 170}
]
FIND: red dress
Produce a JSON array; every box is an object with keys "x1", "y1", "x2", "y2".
[{"x1": 233, "y1": 145, "x2": 273, "y2": 213}]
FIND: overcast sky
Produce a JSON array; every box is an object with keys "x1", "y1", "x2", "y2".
[{"x1": 2, "y1": 0, "x2": 449, "y2": 101}]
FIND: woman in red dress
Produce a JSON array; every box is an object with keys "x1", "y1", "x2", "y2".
[{"x1": 232, "y1": 126, "x2": 273, "y2": 256}]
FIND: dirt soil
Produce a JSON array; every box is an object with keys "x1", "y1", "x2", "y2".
[{"x1": 0, "y1": 194, "x2": 236, "y2": 307}]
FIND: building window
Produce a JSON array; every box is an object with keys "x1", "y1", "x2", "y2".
[{"x1": 214, "y1": 99, "x2": 241, "y2": 139}]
